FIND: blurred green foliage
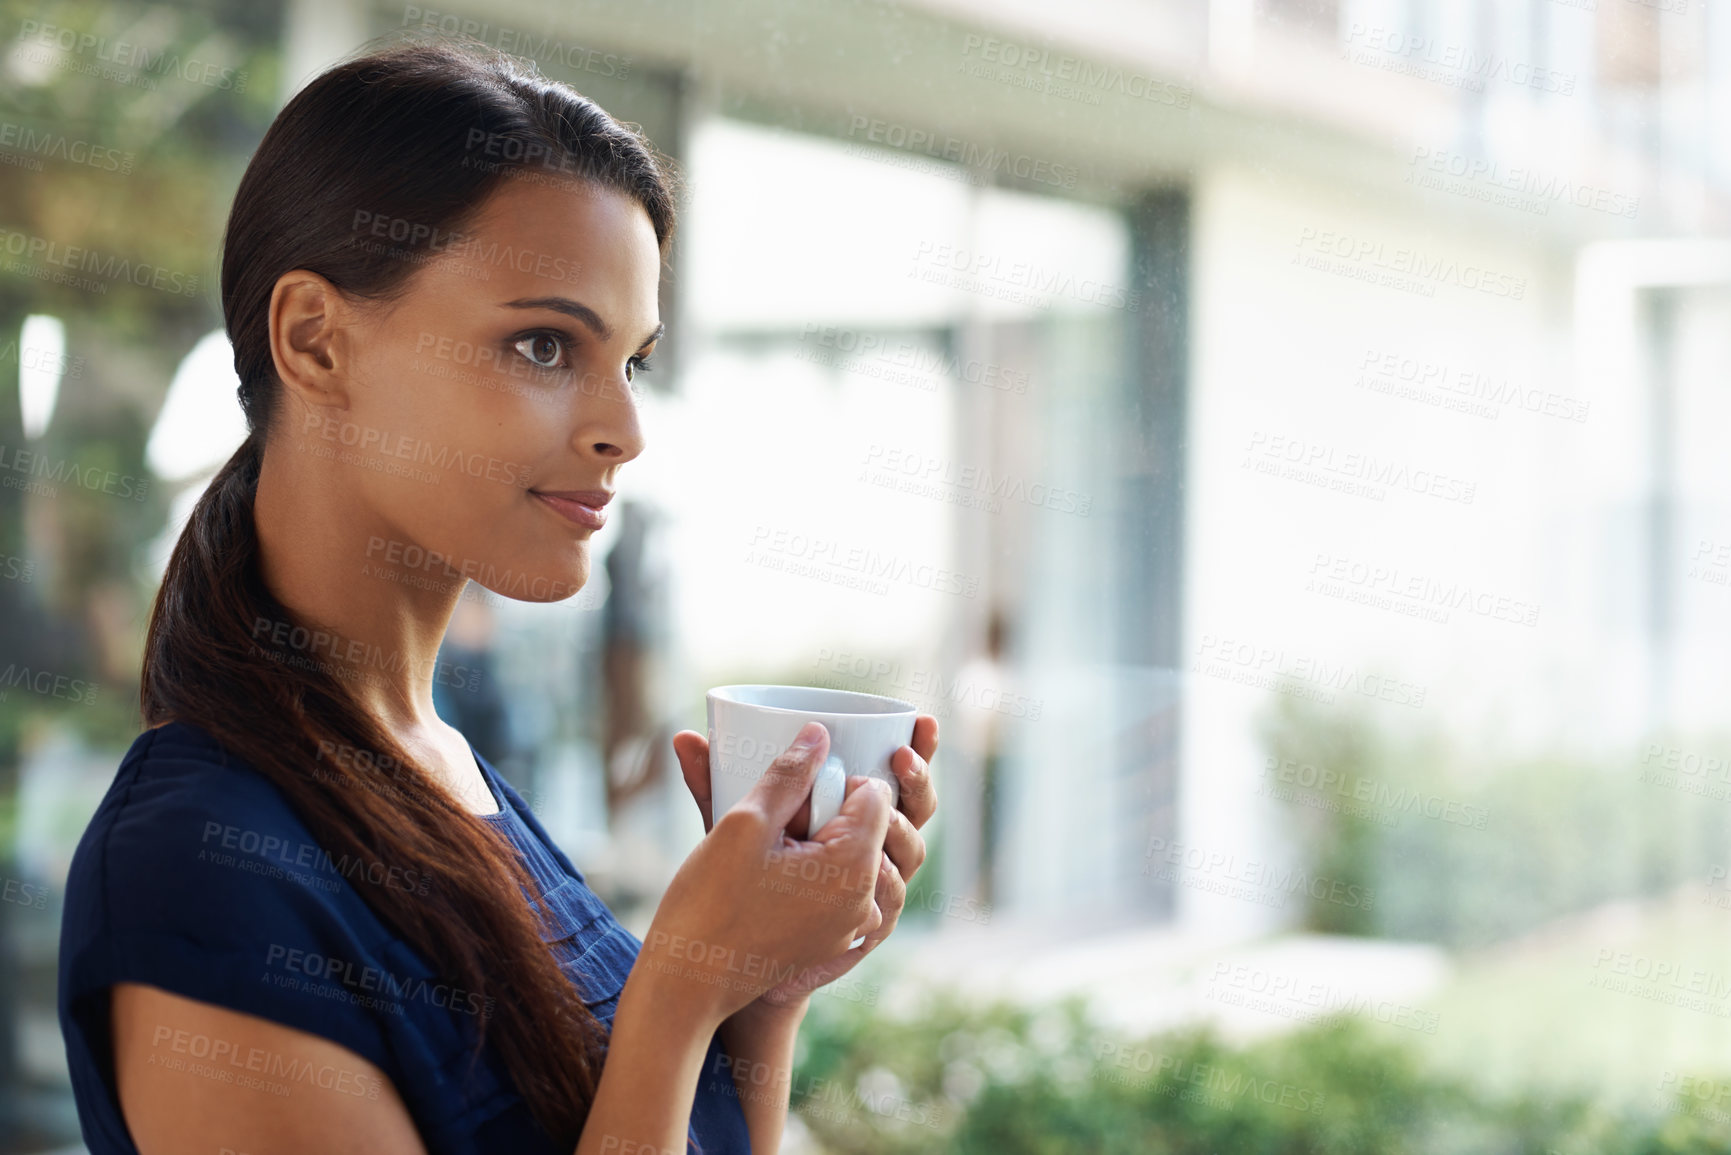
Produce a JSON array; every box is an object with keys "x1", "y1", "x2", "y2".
[
  {"x1": 0, "y1": 0, "x2": 282, "y2": 771},
  {"x1": 1256, "y1": 695, "x2": 1731, "y2": 949},
  {"x1": 0, "y1": 0, "x2": 280, "y2": 334},
  {"x1": 790, "y1": 988, "x2": 1731, "y2": 1154}
]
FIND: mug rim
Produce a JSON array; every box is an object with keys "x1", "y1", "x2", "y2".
[{"x1": 707, "y1": 683, "x2": 918, "y2": 717}]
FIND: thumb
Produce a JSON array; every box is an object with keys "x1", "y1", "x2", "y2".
[
  {"x1": 670, "y1": 730, "x2": 714, "y2": 832},
  {"x1": 741, "y1": 721, "x2": 829, "y2": 831}
]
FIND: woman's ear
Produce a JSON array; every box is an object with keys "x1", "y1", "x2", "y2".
[{"x1": 268, "y1": 269, "x2": 357, "y2": 415}]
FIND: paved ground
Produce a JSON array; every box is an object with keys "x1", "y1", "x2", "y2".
[{"x1": 876, "y1": 916, "x2": 1452, "y2": 1046}]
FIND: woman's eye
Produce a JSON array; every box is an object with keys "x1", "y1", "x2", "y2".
[
  {"x1": 626, "y1": 353, "x2": 654, "y2": 383},
  {"x1": 514, "y1": 333, "x2": 566, "y2": 369}
]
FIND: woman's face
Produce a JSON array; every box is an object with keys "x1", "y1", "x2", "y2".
[{"x1": 311, "y1": 174, "x2": 662, "y2": 604}]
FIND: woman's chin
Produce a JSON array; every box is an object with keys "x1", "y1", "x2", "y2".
[{"x1": 457, "y1": 546, "x2": 588, "y2": 604}]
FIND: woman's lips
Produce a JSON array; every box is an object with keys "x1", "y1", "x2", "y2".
[{"x1": 532, "y1": 491, "x2": 607, "y2": 531}]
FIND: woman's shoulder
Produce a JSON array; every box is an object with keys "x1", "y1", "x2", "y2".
[
  {"x1": 61, "y1": 717, "x2": 395, "y2": 960},
  {"x1": 115, "y1": 716, "x2": 296, "y2": 804},
  {"x1": 57, "y1": 720, "x2": 528, "y2": 1148},
  {"x1": 81, "y1": 718, "x2": 330, "y2": 877}
]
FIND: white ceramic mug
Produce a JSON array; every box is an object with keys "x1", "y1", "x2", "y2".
[{"x1": 706, "y1": 684, "x2": 917, "y2": 835}]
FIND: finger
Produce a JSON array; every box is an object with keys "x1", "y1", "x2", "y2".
[
  {"x1": 910, "y1": 714, "x2": 938, "y2": 764},
  {"x1": 864, "y1": 855, "x2": 904, "y2": 945},
  {"x1": 883, "y1": 808, "x2": 927, "y2": 882},
  {"x1": 788, "y1": 795, "x2": 814, "y2": 842},
  {"x1": 784, "y1": 951, "x2": 864, "y2": 1001},
  {"x1": 889, "y1": 744, "x2": 937, "y2": 830},
  {"x1": 740, "y1": 721, "x2": 829, "y2": 831},
  {"x1": 855, "y1": 896, "x2": 886, "y2": 942},
  {"x1": 670, "y1": 730, "x2": 714, "y2": 832},
  {"x1": 823, "y1": 774, "x2": 894, "y2": 858}
]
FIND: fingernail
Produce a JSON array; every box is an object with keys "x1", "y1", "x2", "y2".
[{"x1": 792, "y1": 721, "x2": 825, "y2": 749}]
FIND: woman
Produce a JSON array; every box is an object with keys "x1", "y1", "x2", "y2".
[{"x1": 56, "y1": 35, "x2": 938, "y2": 1155}]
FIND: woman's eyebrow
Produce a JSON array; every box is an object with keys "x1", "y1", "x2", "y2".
[
  {"x1": 501, "y1": 296, "x2": 664, "y2": 349},
  {"x1": 501, "y1": 296, "x2": 612, "y2": 339}
]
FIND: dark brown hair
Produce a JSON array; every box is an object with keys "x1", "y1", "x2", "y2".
[{"x1": 141, "y1": 34, "x2": 677, "y2": 1147}]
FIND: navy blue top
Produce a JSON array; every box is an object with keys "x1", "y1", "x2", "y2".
[{"x1": 58, "y1": 720, "x2": 752, "y2": 1154}]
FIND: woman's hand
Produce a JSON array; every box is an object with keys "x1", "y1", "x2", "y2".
[
  {"x1": 671, "y1": 715, "x2": 939, "y2": 1010},
  {"x1": 638, "y1": 722, "x2": 896, "y2": 1028}
]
